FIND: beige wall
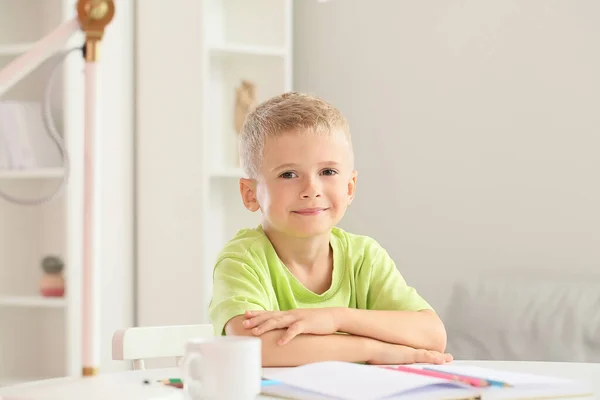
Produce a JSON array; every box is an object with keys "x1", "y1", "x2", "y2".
[{"x1": 293, "y1": 0, "x2": 600, "y2": 311}]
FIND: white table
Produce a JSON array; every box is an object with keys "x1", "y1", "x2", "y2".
[{"x1": 0, "y1": 360, "x2": 598, "y2": 400}]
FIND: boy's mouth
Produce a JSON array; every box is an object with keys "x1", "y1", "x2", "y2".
[{"x1": 293, "y1": 207, "x2": 328, "y2": 216}]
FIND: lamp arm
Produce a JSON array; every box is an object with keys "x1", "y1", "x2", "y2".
[{"x1": 0, "y1": 18, "x2": 81, "y2": 98}]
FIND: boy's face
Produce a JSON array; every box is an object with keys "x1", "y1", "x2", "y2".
[{"x1": 240, "y1": 130, "x2": 357, "y2": 238}]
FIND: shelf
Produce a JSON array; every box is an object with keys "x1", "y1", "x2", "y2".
[
  {"x1": 0, "y1": 42, "x2": 34, "y2": 56},
  {"x1": 0, "y1": 168, "x2": 65, "y2": 180},
  {"x1": 0, "y1": 295, "x2": 66, "y2": 308},
  {"x1": 207, "y1": 54, "x2": 286, "y2": 169},
  {"x1": 0, "y1": 375, "x2": 52, "y2": 387},
  {"x1": 207, "y1": 0, "x2": 287, "y2": 48},
  {"x1": 210, "y1": 167, "x2": 245, "y2": 178},
  {"x1": 210, "y1": 43, "x2": 287, "y2": 57},
  {"x1": 0, "y1": 377, "x2": 29, "y2": 387}
]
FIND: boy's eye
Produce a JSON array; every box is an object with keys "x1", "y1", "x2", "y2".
[
  {"x1": 321, "y1": 168, "x2": 338, "y2": 176},
  {"x1": 279, "y1": 171, "x2": 297, "y2": 179}
]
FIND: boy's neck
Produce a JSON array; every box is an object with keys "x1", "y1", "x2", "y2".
[{"x1": 263, "y1": 226, "x2": 331, "y2": 272}]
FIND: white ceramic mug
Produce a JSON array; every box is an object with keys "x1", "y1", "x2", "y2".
[{"x1": 181, "y1": 336, "x2": 262, "y2": 400}]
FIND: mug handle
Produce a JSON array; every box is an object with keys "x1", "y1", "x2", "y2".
[{"x1": 181, "y1": 352, "x2": 203, "y2": 399}]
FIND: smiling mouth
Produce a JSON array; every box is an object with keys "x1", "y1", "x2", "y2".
[{"x1": 292, "y1": 208, "x2": 329, "y2": 216}]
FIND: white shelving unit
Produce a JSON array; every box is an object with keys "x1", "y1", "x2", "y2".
[
  {"x1": 200, "y1": 0, "x2": 293, "y2": 310},
  {"x1": 0, "y1": 296, "x2": 67, "y2": 308},
  {"x1": 0, "y1": 0, "x2": 134, "y2": 385},
  {"x1": 210, "y1": 44, "x2": 288, "y2": 57},
  {"x1": 0, "y1": 168, "x2": 65, "y2": 180},
  {"x1": 0, "y1": 0, "x2": 81, "y2": 386}
]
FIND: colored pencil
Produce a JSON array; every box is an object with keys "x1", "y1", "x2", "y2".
[
  {"x1": 423, "y1": 367, "x2": 510, "y2": 388},
  {"x1": 383, "y1": 365, "x2": 491, "y2": 388},
  {"x1": 157, "y1": 378, "x2": 183, "y2": 384}
]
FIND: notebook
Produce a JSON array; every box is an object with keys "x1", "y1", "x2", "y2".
[{"x1": 261, "y1": 361, "x2": 594, "y2": 400}]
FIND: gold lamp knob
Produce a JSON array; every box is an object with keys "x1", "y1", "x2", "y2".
[{"x1": 76, "y1": 0, "x2": 115, "y2": 62}]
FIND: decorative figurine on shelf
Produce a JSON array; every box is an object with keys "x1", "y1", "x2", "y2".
[
  {"x1": 234, "y1": 80, "x2": 257, "y2": 166},
  {"x1": 39, "y1": 255, "x2": 65, "y2": 297},
  {"x1": 234, "y1": 80, "x2": 257, "y2": 134}
]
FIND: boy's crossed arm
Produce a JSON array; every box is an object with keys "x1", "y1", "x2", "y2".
[
  {"x1": 225, "y1": 314, "x2": 452, "y2": 367},
  {"x1": 242, "y1": 307, "x2": 447, "y2": 352}
]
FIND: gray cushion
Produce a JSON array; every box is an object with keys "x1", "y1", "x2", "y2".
[{"x1": 443, "y1": 278, "x2": 600, "y2": 362}]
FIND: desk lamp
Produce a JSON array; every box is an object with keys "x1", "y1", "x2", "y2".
[{"x1": 0, "y1": 0, "x2": 115, "y2": 377}]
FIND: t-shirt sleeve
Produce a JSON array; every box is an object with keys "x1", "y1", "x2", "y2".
[
  {"x1": 361, "y1": 242, "x2": 433, "y2": 312},
  {"x1": 208, "y1": 257, "x2": 270, "y2": 336}
]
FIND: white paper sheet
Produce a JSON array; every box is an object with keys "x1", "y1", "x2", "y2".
[{"x1": 262, "y1": 361, "x2": 473, "y2": 400}]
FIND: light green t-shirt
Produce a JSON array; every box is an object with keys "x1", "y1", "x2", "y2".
[{"x1": 208, "y1": 225, "x2": 432, "y2": 336}]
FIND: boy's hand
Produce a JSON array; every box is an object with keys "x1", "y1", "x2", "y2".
[
  {"x1": 367, "y1": 340, "x2": 453, "y2": 365},
  {"x1": 243, "y1": 308, "x2": 340, "y2": 345}
]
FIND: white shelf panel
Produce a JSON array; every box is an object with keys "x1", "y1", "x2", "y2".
[
  {"x1": 0, "y1": 42, "x2": 34, "y2": 56},
  {"x1": 0, "y1": 168, "x2": 65, "y2": 180},
  {"x1": 210, "y1": 168, "x2": 244, "y2": 178},
  {"x1": 210, "y1": 43, "x2": 287, "y2": 57},
  {"x1": 207, "y1": 54, "x2": 286, "y2": 169},
  {"x1": 0, "y1": 295, "x2": 66, "y2": 308},
  {"x1": 0, "y1": 375, "x2": 53, "y2": 387},
  {"x1": 0, "y1": 377, "x2": 29, "y2": 387},
  {"x1": 207, "y1": 0, "x2": 287, "y2": 48}
]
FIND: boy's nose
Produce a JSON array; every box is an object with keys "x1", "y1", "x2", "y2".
[
  {"x1": 301, "y1": 179, "x2": 322, "y2": 198},
  {"x1": 302, "y1": 192, "x2": 321, "y2": 199}
]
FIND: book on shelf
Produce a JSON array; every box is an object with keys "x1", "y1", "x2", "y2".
[{"x1": 0, "y1": 101, "x2": 62, "y2": 171}]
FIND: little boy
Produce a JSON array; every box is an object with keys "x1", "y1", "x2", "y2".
[{"x1": 209, "y1": 92, "x2": 452, "y2": 367}]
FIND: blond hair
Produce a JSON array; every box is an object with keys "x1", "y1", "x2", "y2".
[{"x1": 238, "y1": 92, "x2": 351, "y2": 178}]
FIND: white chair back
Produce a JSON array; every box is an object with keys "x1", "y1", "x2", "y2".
[{"x1": 112, "y1": 324, "x2": 214, "y2": 370}]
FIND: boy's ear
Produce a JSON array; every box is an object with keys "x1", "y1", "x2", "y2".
[
  {"x1": 240, "y1": 178, "x2": 260, "y2": 212},
  {"x1": 347, "y1": 170, "x2": 358, "y2": 205}
]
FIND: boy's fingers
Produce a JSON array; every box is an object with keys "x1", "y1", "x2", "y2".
[
  {"x1": 257, "y1": 315, "x2": 297, "y2": 333},
  {"x1": 412, "y1": 349, "x2": 444, "y2": 365},
  {"x1": 244, "y1": 312, "x2": 278, "y2": 328},
  {"x1": 245, "y1": 310, "x2": 266, "y2": 317},
  {"x1": 427, "y1": 351, "x2": 446, "y2": 365},
  {"x1": 243, "y1": 317, "x2": 261, "y2": 328},
  {"x1": 275, "y1": 315, "x2": 297, "y2": 329},
  {"x1": 252, "y1": 315, "x2": 294, "y2": 335},
  {"x1": 252, "y1": 318, "x2": 278, "y2": 335},
  {"x1": 278, "y1": 322, "x2": 304, "y2": 345}
]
